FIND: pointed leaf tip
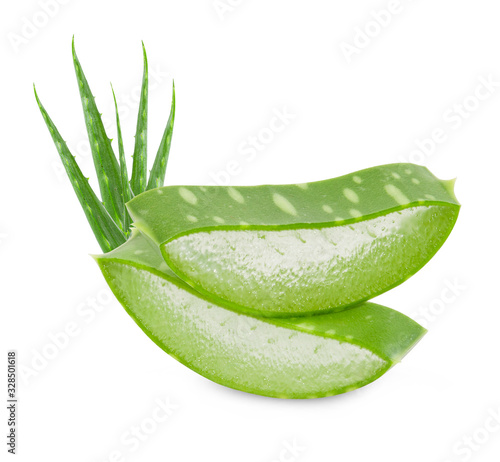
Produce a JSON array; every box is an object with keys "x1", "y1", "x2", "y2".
[
  {"x1": 72, "y1": 45, "x2": 125, "y2": 230},
  {"x1": 112, "y1": 83, "x2": 134, "y2": 235},
  {"x1": 130, "y1": 43, "x2": 149, "y2": 195},
  {"x1": 36, "y1": 94, "x2": 126, "y2": 252},
  {"x1": 146, "y1": 79, "x2": 175, "y2": 190}
]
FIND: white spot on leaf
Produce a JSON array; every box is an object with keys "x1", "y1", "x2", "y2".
[
  {"x1": 322, "y1": 205, "x2": 333, "y2": 213},
  {"x1": 227, "y1": 187, "x2": 244, "y2": 204},
  {"x1": 384, "y1": 184, "x2": 410, "y2": 205},
  {"x1": 273, "y1": 193, "x2": 297, "y2": 216},
  {"x1": 186, "y1": 215, "x2": 198, "y2": 222},
  {"x1": 179, "y1": 187, "x2": 198, "y2": 205},
  {"x1": 343, "y1": 188, "x2": 359, "y2": 203},
  {"x1": 353, "y1": 176, "x2": 362, "y2": 184}
]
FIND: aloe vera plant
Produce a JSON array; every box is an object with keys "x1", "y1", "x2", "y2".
[
  {"x1": 128, "y1": 165, "x2": 459, "y2": 316},
  {"x1": 36, "y1": 40, "x2": 175, "y2": 244},
  {"x1": 36, "y1": 41, "x2": 458, "y2": 398}
]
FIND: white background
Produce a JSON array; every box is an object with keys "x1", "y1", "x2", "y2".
[{"x1": 2, "y1": 1, "x2": 500, "y2": 461}]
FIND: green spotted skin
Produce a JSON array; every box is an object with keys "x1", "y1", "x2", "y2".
[
  {"x1": 127, "y1": 163, "x2": 460, "y2": 317},
  {"x1": 95, "y1": 231, "x2": 426, "y2": 399}
]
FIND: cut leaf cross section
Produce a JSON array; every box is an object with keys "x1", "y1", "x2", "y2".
[
  {"x1": 128, "y1": 163, "x2": 460, "y2": 317},
  {"x1": 96, "y1": 232, "x2": 427, "y2": 399}
]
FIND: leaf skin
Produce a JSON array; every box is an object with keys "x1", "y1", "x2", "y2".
[
  {"x1": 72, "y1": 38, "x2": 125, "y2": 230},
  {"x1": 35, "y1": 87, "x2": 126, "y2": 253},
  {"x1": 95, "y1": 231, "x2": 426, "y2": 399},
  {"x1": 130, "y1": 42, "x2": 148, "y2": 196},
  {"x1": 147, "y1": 81, "x2": 175, "y2": 190},
  {"x1": 129, "y1": 163, "x2": 460, "y2": 246},
  {"x1": 112, "y1": 86, "x2": 134, "y2": 236}
]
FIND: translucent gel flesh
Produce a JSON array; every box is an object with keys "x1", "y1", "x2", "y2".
[
  {"x1": 164, "y1": 205, "x2": 457, "y2": 315},
  {"x1": 104, "y1": 263, "x2": 386, "y2": 398}
]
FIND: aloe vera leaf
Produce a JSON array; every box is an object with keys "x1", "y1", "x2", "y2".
[
  {"x1": 130, "y1": 42, "x2": 148, "y2": 196},
  {"x1": 147, "y1": 81, "x2": 175, "y2": 190},
  {"x1": 94, "y1": 231, "x2": 426, "y2": 399},
  {"x1": 127, "y1": 163, "x2": 460, "y2": 317},
  {"x1": 35, "y1": 87, "x2": 126, "y2": 252},
  {"x1": 72, "y1": 38, "x2": 125, "y2": 230},
  {"x1": 111, "y1": 86, "x2": 133, "y2": 236}
]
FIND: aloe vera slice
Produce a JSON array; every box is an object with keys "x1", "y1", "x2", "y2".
[
  {"x1": 95, "y1": 231, "x2": 426, "y2": 399},
  {"x1": 127, "y1": 163, "x2": 460, "y2": 317}
]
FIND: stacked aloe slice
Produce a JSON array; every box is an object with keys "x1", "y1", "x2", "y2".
[{"x1": 36, "y1": 41, "x2": 460, "y2": 398}]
